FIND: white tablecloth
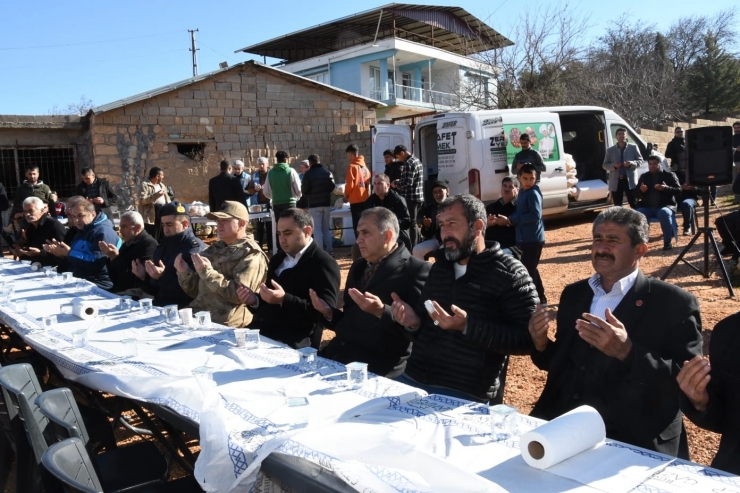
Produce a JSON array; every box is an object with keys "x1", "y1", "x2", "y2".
[
  {"x1": 0, "y1": 259, "x2": 424, "y2": 492},
  {"x1": 1, "y1": 258, "x2": 738, "y2": 493}
]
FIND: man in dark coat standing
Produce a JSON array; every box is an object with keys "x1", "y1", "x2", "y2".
[
  {"x1": 391, "y1": 195, "x2": 537, "y2": 403},
  {"x1": 312, "y1": 207, "x2": 430, "y2": 378},
  {"x1": 364, "y1": 174, "x2": 412, "y2": 251},
  {"x1": 74, "y1": 168, "x2": 119, "y2": 213},
  {"x1": 209, "y1": 160, "x2": 246, "y2": 211},
  {"x1": 301, "y1": 154, "x2": 336, "y2": 253},
  {"x1": 529, "y1": 206, "x2": 702, "y2": 458},
  {"x1": 238, "y1": 208, "x2": 340, "y2": 348}
]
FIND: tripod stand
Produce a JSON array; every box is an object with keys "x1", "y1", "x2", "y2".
[{"x1": 662, "y1": 190, "x2": 735, "y2": 296}]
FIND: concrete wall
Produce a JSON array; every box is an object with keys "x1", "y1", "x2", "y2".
[{"x1": 90, "y1": 63, "x2": 377, "y2": 207}]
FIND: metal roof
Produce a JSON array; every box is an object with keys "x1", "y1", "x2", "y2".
[
  {"x1": 235, "y1": 3, "x2": 512, "y2": 63},
  {"x1": 91, "y1": 61, "x2": 384, "y2": 115}
]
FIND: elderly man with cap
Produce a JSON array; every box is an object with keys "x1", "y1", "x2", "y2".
[
  {"x1": 412, "y1": 179, "x2": 449, "y2": 260},
  {"x1": 12, "y1": 196, "x2": 66, "y2": 266},
  {"x1": 232, "y1": 159, "x2": 251, "y2": 205},
  {"x1": 132, "y1": 201, "x2": 205, "y2": 308},
  {"x1": 99, "y1": 211, "x2": 158, "y2": 295},
  {"x1": 175, "y1": 201, "x2": 268, "y2": 327}
]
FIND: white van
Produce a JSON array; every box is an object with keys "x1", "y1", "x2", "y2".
[{"x1": 372, "y1": 106, "x2": 667, "y2": 216}]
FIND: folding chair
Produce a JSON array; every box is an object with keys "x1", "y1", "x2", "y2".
[
  {"x1": 0, "y1": 362, "x2": 58, "y2": 492},
  {"x1": 43, "y1": 438, "x2": 204, "y2": 493},
  {"x1": 34, "y1": 387, "x2": 171, "y2": 493}
]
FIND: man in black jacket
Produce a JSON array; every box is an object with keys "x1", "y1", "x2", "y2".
[
  {"x1": 529, "y1": 206, "x2": 702, "y2": 458},
  {"x1": 238, "y1": 208, "x2": 340, "y2": 348},
  {"x1": 664, "y1": 127, "x2": 687, "y2": 175},
  {"x1": 383, "y1": 149, "x2": 404, "y2": 184},
  {"x1": 678, "y1": 311, "x2": 740, "y2": 474},
  {"x1": 364, "y1": 174, "x2": 411, "y2": 250},
  {"x1": 413, "y1": 179, "x2": 449, "y2": 260},
  {"x1": 301, "y1": 154, "x2": 335, "y2": 253},
  {"x1": 636, "y1": 155, "x2": 681, "y2": 250},
  {"x1": 512, "y1": 133, "x2": 546, "y2": 182},
  {"x1": 209, "y1": 160, "x2": 246, "y2": 211},
  {"x1": 74, "y1": 168, "x2": 118, "y2": 213},
  {"x1": 716, "y1": 167, "x2": 740, "y2": 257},
  {"x1": 312, "y1": 207, "x2": 430, "y2": 377},
  {"x1": 12, "y1": 196, "x2": 66, "y2": 266},
  {"x1": 132, "y1": 202, "x2": 205, "y2": 308},
  {"x1": 391, "y1": 194, "x2": 537, "y2": 402},
  {"x1": 99, "y1": 211, "x2": 158, "y2": 295}
]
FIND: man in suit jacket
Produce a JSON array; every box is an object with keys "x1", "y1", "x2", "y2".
[
  {"x1": 603, "y1": 127, "x2": 643, "y2": 208},
  {"x1": 237, "y1": 208, "x2": 340, "y2": 348},
  {"x1": 678, "y1": 311, "x2": 740, "y2": 474},
  {"x1": 311, "y1": 207, "x2": 431, "y2": 378},
  {"x1": 528, "y1": 206, "x2": 702, "y2": 458},
  {"x1": 209, "y1": 160, "x2": 246, "y2": 211}
]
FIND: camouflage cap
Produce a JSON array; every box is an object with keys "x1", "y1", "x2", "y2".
[
  {"x1": 207, "y1": 201, "x2": 249, "y2": 221},
  {"x1": 159, "y1": 201, "x2": 188, "y2": 218}
]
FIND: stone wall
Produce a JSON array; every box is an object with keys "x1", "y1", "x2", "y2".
[
  {"x1": 90, "y1": 62, "x2": 378, "y2": 207},
  {"x1": 329, "y1": 126, "x2": 374, "y2": 179},
  {"x1": 638, "y1": 115, "x2": 740, "y2": 154}
]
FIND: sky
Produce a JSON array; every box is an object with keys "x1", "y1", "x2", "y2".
[{"x1": 1, "y1": 0, "x2": 737, "y2": 115}]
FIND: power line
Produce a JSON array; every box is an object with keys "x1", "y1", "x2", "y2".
[
  {"x1": 0, "y1": 30, "x2": 184, "y2": 51},
  {"x1": 0, "y1": 48, "x2": 189, "y2": 70},
  {"x1": 199, "y1": 40, "x2": 238, "y2": 63}
]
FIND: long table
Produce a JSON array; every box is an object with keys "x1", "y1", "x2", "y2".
[{"x1": 0, "y1": 258, "x2": 738, "y2": 492}]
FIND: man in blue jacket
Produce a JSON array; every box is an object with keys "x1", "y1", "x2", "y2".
[
  {"x1": 43, "y1": 196, "x2": 121, "y2": 290},
  {"x1": 497, "y1": 164, "x2": 546, "y2": 304}
]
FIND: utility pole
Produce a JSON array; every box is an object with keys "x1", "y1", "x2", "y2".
[{"x1": 188, "y1": 29, "x2": 199, "y2": 77}]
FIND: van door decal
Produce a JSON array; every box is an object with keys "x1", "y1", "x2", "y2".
[{"x1": 503, "y1": 123, "x2": 559, "y2": 162}]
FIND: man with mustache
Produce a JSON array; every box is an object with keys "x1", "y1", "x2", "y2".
[
  {"x1": 390, "y1": 194, "x2": 537, "y2": 402},
  {"x1": 528, "y1": 206, "x2": 702, "y2": 458}
]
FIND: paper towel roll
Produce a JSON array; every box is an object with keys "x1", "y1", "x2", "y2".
[
  {"x1": 71, "y1": 297, "x2": 98, "y2": 320},
  {"x1": 520, "y1": 405, "x2": 605, "y2": 469}
]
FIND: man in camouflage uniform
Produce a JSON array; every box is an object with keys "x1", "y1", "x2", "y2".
[{"x1": 175, "y1": 201, "x2": 268, "y2": 327}]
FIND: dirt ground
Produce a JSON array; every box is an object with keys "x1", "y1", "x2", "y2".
[{"x1": 327, "y1": 187, "x2": 740, "y2": 469}]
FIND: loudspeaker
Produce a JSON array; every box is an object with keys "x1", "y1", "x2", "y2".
[{"x1": 687, "y1": 126, "x2": 734, "y2": 186}]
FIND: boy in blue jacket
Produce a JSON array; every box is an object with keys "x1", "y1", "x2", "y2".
[{"x1": 507, "y1": 164, "x2": 546, "y2": 303}]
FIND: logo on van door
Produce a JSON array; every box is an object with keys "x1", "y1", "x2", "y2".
[
  {"x1": 438, "y1": 132, "x2": 457, "y2": 154},
  {"x1": 482, "y1": 117, "x2": 503, "y2": 126},
  {"x1": 441, "y1": 121, "x2": 458, "y2": 128}
]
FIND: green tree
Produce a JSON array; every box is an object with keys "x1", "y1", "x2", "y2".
[{"x1": 686, "y1": 34, "x2": 740, "y2": 113}]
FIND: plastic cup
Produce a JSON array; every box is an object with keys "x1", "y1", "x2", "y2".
[
  {"x1": 60, "y1": 303, "x2": 74, "y2": 315},
  {"x1": 192, "y1": 366, "x2": 214, "y2": 380},
  {"x1": 121, "y1": 338, "x2": 137, "y2": 358},
  {"x1": 195, "y1": 311, "x2": 211, "y2": 330},
  {"x1": 14, "y1": 299, "x2": 27, "y2": 314},
  {"x1": 75, "y1": 280, "x2": 87, "y2": 293},
  {"x1": 42, "y1": 314, "x2": 57, "y2": 331},
  {"x1": 297, "y1": 347, "x2": 318, "y2": 370},
  {"x1": 62, "y1": 272, "x2": 74, "y2": 283},
  {"x1": 234, "y1": 328, "x2": 247, "y2": 348},
  {"x1": 346, "y1": 362, "x2": 368, "y2": 388},
  {"x1": 72, "y1": 328, "x2": 88, "y2": 348},
  {"x1": 139, "y1": 298, "x2": 153, "y2": 314},
  {"x1": 179, "y1": 308, "x2": 193, "y2": 327},
  {"x1": 42, "y1": 266, "x2": 55, "y2": 277},
  {"x1": 118, "y1": 296, "x2": 132, "y2": 312},
  {"x1": 490, "y1": 404, "x2": 517, "y2": 439},
  {"x1": 164, "y1": 305, "x2": 179, "y2": 324},
  {"x1": 0, "y1": 293, "x2": 10, "y2": 307},
  {"x1": 245, "y1": 329, "x2": 260, "y2": 349}
]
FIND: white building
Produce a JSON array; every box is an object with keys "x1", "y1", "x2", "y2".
[{"x1": 236, "y1": 4, "x2": 512, "y2": 119}]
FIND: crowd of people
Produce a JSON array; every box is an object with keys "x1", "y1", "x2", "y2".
[{"x1": 0, "y1": 135, "x2": 739, "y2": 475}]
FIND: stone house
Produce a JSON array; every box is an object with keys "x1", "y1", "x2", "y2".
[{"x1": 88, "y1": 60, "x2": 383, "y2": 207}]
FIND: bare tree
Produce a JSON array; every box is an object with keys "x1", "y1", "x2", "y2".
[
  {"x1": 47, "y1": 95, "x2": 95, "y2": 115},
  {"x1": 450, "y1": 4, "x2": 590, "y2": 110}
]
